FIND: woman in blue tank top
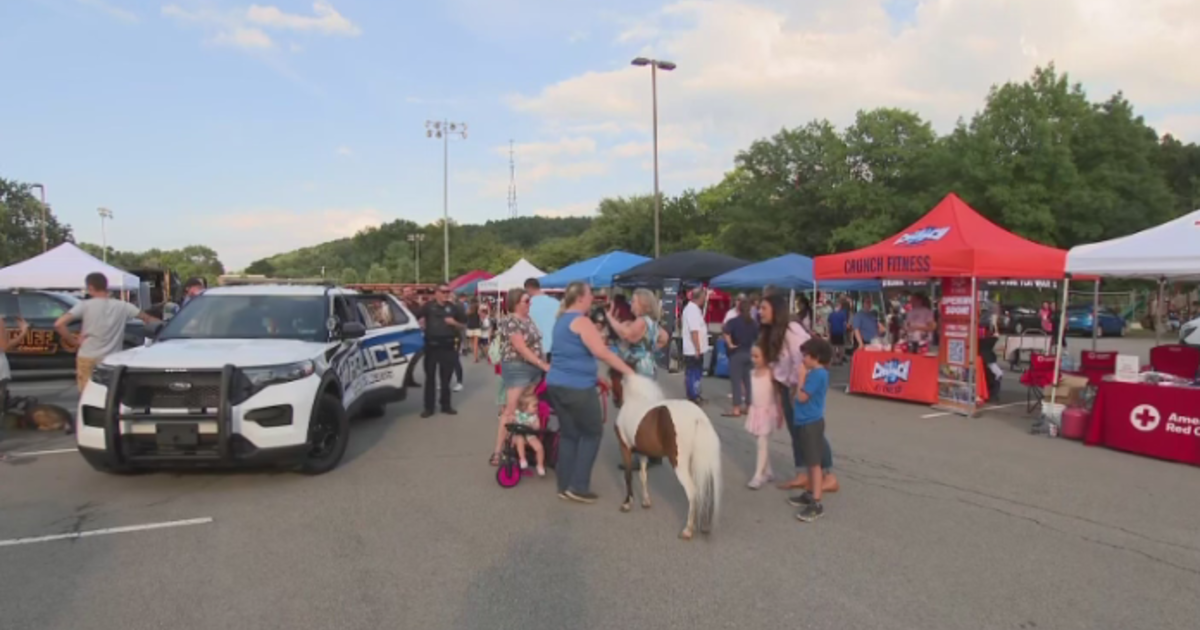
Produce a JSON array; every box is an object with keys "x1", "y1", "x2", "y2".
[{"x1": 546, "y1": 281, "x2": 634, "y2": 504}]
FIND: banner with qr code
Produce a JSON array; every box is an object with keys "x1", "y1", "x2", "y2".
[{"x1": 937, "y1": 278, "x2": 978, "y2": 415}]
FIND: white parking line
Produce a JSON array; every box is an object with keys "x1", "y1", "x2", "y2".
[
  {"x1": 0, "y1": 517, "x2": 214, "y2": 548},
  {"x1": 8, "y1": 448, "x2": 78, "y2": 458},
  {"x1": 921, "y1": 401, "x2": 1024, "y2": 419}
]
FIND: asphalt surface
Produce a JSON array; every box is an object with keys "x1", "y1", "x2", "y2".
[{"x1": 2, "y1": 338, "x2": 1198, "y2": 630}]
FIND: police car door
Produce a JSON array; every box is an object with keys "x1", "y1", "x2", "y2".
[{"x1": 347, "y1": 293, "x2": 424, "y2": 407}]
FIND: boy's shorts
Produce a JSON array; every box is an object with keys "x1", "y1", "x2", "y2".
[{"x1": 797, "y1": 419, "x2": 825, "y2": 468}]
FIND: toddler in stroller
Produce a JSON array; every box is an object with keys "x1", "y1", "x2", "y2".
[{"x1": 496, "y1": 379, "x2": 560, "y2": 488}]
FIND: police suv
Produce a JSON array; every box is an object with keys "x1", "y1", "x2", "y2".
[{"x1": 76, "y1": 284, "x2": 423, "y2": 475}]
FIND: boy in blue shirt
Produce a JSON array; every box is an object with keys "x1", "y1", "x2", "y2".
[{"x1": 791, "y1": 337, "x2": 833, "y2": 522}]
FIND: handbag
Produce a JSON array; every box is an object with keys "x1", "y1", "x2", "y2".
[{"x1": 488, "y1": 319, "x2": 504, "y2": 365}]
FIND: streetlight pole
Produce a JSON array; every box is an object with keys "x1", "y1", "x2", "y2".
[
  {"x1": 631, "y1": 57, "x2": 676, "y2": 259},
  {"x1": 407, "y1": 233, "x2": 425, "y2": 283},
  {"x1": 97, "y1": 207, "x2": 113, "y2": 262},
  {"x1": 425, "y1": 120, "x2": 468, "y2": 283},
  {"x1": 30, "y1": 183, "x2": 47, "y2": 252}
]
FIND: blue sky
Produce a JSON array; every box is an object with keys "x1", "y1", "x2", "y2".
[{"x1": 4, "y1": 0, "x2": 1199, "y2": 269}]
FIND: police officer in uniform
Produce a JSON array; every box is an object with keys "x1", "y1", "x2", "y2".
[{"x1": 416, "y1": 284, "x2": 466, "y2": 417}]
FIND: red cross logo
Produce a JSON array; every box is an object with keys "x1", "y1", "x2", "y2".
[{"x1": 1130, "y1": 404, "x2": 1161, "y2": 432}]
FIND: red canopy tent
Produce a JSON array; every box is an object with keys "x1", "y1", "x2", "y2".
[
  {"x1": 447, "y1": 269, "x2": 493, "y2": 291},
  {"x1": 814, "y1": 193, "x2": 1071, "y2": 280}
]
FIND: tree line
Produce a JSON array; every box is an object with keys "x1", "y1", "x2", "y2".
[{"x1": 249, "y1": 65, "x2": 1200, "y2": 281}]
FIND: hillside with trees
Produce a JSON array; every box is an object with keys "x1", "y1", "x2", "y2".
[{"x1": 247, "y1": 66, "x2": 1200, "y2": 280}]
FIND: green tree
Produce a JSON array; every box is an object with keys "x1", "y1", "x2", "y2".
[
  {"x1": 365, "y1": 263, "x2": 390, "y2": 283},
  {"x1": 0, "y1": 177, "x2": 73, "y2": 266},
  {"x1": 340, "y1": 267, "x2": 359, "y2": 284}
]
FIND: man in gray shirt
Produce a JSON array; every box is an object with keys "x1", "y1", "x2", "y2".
[{"x1": 55, "y1": 272, "x2": 158, "y2": 393}]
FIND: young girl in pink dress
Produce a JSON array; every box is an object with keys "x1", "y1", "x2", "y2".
[{"x1": 745, "y1": 345, "x2": 783, "y2": 489}]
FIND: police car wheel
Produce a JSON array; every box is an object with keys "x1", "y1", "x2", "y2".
[{"x1": 299, "y1": 393, "x2": 349, "y2": 475}]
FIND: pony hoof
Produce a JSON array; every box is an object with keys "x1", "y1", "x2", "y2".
[
  {"x1": 679, "y1": 530, "x2": 693, "y2": 541},
  {"x1": 641, "y1": 500, "x2": 652, "y2": 509},
  {"x1": 620, "y1": 503, "x2": 632, "y2": 513}
]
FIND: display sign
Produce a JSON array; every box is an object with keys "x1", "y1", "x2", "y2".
[
  {"x1": 849, "y1": 351, "x2": 938, "y2": 404},
  {"x1": 937, "y1": 278, "x2": 977, "y2": 415},
  {"x1": 1115, "y1": 355, "x2": 1140, "y2": 382},
  {"x1": 660, "y1": 279, "x2": 681, "y2": 373},
  {"x1": 5, "y1": 328, "x2": 77, "y2": 355}
]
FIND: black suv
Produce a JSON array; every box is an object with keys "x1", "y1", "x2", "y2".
[{"x1": 1, "y1": 290, "x2": 147, "y2": 371}]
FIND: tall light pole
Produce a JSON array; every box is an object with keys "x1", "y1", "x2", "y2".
[
  {"x1": 97, "y1": 207, "x2": 113, "y2": 262},
  {"x1": 631, "y1": 57, "x2": 675, "y2": 259},
  {"x1": 30, "y1": 183, "x2": 47, "y2": 252},
  {"x1": 425, "y1": 120, "x2": 468, "y2": 283},
  {"x1": 406, "y1": 233, "x2": 425, "y2": 283}
]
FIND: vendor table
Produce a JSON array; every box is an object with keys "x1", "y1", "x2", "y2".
[
  {"x1": 848, "y1": 349, "x2": 986, "y2": 406},
  {"x1": 1085, "y1": 380, "x2": 1200, "y2": 467}
]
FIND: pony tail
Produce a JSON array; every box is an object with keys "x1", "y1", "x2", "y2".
[{"x1": 558, "y1": 280, "x2": 588, "y2": 318}]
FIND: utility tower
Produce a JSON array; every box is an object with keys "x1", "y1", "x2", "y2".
[{"x1": 507, "y1": 140, "x2": 518, "y2": 219}]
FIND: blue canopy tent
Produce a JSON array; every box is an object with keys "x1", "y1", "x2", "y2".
[
  {"x1": 539, "y1": 251, "x2": 651, "y2": 288},
  {"x1": 710, "y1": 253, "x2": 881, "y2": 292}
]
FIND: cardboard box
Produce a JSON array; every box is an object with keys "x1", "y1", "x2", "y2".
[{"x1": 1044, "y1": 374, "x2": 1089, "y2": 403}]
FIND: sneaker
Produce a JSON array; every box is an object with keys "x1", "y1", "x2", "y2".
[
  {"x1": 558, "y1": 491, "x2": 569, "y2": 500},
  {"x1": 565, "y1": 490, "x2": 598, "y2": 504},
  {"x1": 796, "y1": 502, "x2": 825, "y2": 522},
  {"x1": 453, "y1": 382, "x2": 464, "y2": 392},
  {"x1": 536, "y1": 466, "x2": 546, "y2": 477},
  {"x1": 786, "y1": 491, "x2": 816, "y2": 508},
  {"x1": 747, "y1": 476, "x2": 765, "y2": 490},
  {"x1": 519, "y1": 460, "x2": 529, "y2": 470},
  {"x1": 420, "y1": 410, "x2": 435, "y2": 419}
]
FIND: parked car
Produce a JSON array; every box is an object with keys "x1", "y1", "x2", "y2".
[
  {"x1": 0, "y1": 290, "x2": 148, "y2": 371},
  {"x1": 1181, "y1": 315, "x2": 1200, "y2": 347},
  {"x1": 1000, "y1": 306, "x2": 1044, "y2": 334},
  {"x1": 1066, "y1": 305, "x2": 1126, "y2": 337}
]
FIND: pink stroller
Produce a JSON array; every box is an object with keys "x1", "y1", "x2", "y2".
[{"x1": 496, "y1": 379, "x2": 561, "y2": 488}]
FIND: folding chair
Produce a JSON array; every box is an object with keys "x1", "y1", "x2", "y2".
[
  {"x1": 1149, "y1": 345, "x2": 1200, "y2": 380},
  {"x1": 1019, "y1": 352, "x2": 1059, "y2": 413},
  {"x1": 1076, "y1": 351, "x2": 1117, "y2": 387}
]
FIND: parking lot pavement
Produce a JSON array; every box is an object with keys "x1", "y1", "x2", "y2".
[{"x1": 2, "y1": 351, "x2": 1199, "y2": 630}]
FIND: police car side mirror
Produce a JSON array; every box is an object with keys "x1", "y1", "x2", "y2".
[{"x1": 340, "y1": 321, "x2": 367, "y2": 340}]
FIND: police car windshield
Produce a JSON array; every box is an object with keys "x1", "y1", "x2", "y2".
[{"x1": 158, "y1": 295, "x2": 327, "y2": 342}]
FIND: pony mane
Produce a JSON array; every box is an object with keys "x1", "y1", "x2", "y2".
[{"x1": 622, "y1": 373, "x2": 665, "y2": 406}]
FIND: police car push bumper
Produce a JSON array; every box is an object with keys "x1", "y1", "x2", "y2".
[{"x1": 77, "y1": 362, "x2": 323, "y2": 467}]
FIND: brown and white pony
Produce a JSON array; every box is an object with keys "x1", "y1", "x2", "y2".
[{"x1": 614, "y1": 374, "x2": 722, "y2": 540}]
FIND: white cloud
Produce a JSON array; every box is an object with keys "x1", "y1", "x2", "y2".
[
  {"x1": 533, "y1": 202, "x2": 596, "y2": 218},
  {"x1": 335, "y1": 145, "x2": 353, "y2": 157},
  {"x1": 510, "y1": 0, "x2": 1200, "y2": 147},
  {"x1": 75, "y1": 0, "x2": 138, "y2": 23},
  {"x1": 198, "y1": 207, "x2": 386, "y2": 267},
  {"x1": 163, "y1": 1, "x2": 360, "y2": 52},
  {"x1": 247, "y1": 1, "x2": 361, "y2": 36},
  {"x1": 213, "y1": 26, "x2": 273, "y2": 49}
]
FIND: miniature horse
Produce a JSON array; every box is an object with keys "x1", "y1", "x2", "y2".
[{"x1": 614, "y1": 374, "x2": 722, "y2": 540}]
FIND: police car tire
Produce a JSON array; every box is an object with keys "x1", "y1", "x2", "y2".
[{"x1": 299, "y1": 393, "x2": 350, "y2": 475}]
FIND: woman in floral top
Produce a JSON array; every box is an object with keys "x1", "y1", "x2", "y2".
[{"x1": 490, "y1": 288, "x2": 551, "y2": 474}]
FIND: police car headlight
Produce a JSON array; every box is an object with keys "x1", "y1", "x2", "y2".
[
  {"x1": 241, "y1": 360, "x2": 316, "y2": 393},
  {"x1": 90, "y1": 364, "x2": 115, "y2": 386}
]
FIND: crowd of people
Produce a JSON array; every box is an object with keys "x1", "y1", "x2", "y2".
[{"x1": 413, "y1": 279, "x2": 857, "y2": 523}]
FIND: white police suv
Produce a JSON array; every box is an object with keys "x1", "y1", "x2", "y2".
[{"x1": 76, "y1": 284, "x2": 423, "y2": 475}]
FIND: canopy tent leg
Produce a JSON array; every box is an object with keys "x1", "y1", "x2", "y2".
[
  {"x1": 813, "y1": 281, "x2": 819, "y2": 332},
  {"x1": 1092, "y1": 280, "x2": 1101, "y2": 352},
  {"x1": 1155, "y1": 278, "x2": 1165, "y2": 347},
  {"x1": 1048, "y1": 277, "x2": 1072, "y2": 415},
  {"x1": 788, "y1": 289, "x2": 795, "y2": 315}
]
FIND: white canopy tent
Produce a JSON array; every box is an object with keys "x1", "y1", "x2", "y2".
[
  {"x1": 0, "y1": 242, "x2": 141, "y2": 290},
  {"x1": 477, "y1": 258, "x2": 546, "y2": 293},
  {"x1": 1047, "y1": 209, "x2": 1200, "y2": 412},
  {"x1": 1065, "y1": 208, "x2": 1200, "y2": 280}
]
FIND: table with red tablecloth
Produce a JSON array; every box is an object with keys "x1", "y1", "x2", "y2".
[
  {"x1": 1085, "y1": 380, "x2": 1200, "y2": 467},
  {"x1": 848, "y1": 349, "x2": 986, "y2": 406}
]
